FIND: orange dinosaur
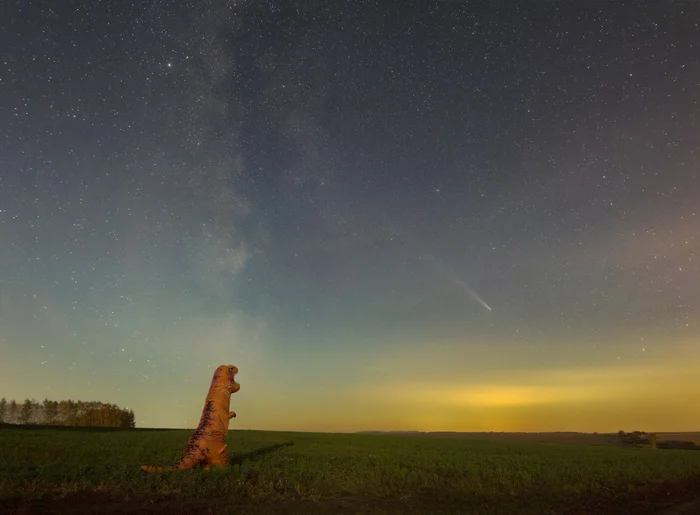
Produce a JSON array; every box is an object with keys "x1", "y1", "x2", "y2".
[{"x1": 141, "y1": 364, "x2": 240, "y2": 472}]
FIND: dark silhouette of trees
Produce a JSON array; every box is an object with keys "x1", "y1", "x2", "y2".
[
  {"x1": 58, "y1": 400, "x2": 72, "y2": 425},
  {"x1": 42, "y1": 399, "x2": 58, "y2": 425},
  {"x1": 19, "y1": 398, "x2": 34, "y2": 424},
  {"x1": 119, "y1": 408, "x2": 136, "y2": 428},
  {"x1": 615, "y1": 430, "x2": 697, "y2": 451},
  {"x1": 0, "y1": 398, "x2": 135, "y2": 428},
  {"x1": 7, "y1": 400, "x2": 18, "y2": 424},
  {"x1": 657, "y1": 440, "x2": 699, "y2": 450}
]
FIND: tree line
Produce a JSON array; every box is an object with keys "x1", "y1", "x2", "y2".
[{"x1": 0, "y1": 398, "x2": 135, "y2": 428}]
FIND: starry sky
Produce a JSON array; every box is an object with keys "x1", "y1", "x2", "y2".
[{"x1": 1, "y1": 1, "x2": 699, "y2": 433}]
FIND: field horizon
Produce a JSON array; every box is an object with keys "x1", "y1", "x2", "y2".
[{"x1": 137, "y1": 426, "x2": 700, "y2": 447}]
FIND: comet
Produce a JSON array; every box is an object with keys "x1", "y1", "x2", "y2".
[
  {"x1": 460, "y1": 282, "x2": 493, "y2": 312},
  {"x1": 423, "y1": 254, "x2": 493, "y2": 312}
]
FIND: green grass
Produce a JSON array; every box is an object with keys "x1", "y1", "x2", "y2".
[{"x1": 1, "y1": 426, "x2": 700, "y2": 514}]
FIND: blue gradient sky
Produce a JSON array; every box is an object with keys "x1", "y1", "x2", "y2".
[{"x1": 1, "y1": 1, "x2": 698, "y2": 432}]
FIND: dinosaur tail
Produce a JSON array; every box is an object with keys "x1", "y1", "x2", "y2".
[
  {"x1": 141, "y1": 465, "x2": 177, "y2": 473},
  {"x1": 141, "y1": 454, "x2": 201, "y2": 472}
]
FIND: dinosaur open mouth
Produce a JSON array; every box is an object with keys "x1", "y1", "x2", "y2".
[{"x1": 227, "y1": 366, "x2": 239, "y2": 389}]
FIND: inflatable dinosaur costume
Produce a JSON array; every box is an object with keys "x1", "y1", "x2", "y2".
[{"x1": 142, "y1": 364, "x2": 240, "y2": 472}]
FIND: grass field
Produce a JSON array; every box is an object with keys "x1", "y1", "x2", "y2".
[{"x1": 1, "y1": 426, "x2": 700, "y2": 514}]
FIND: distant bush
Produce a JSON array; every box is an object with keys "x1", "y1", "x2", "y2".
[
  {"x1": 616, "y1": 430, "x2": 698, "y2": 451},
  {"x1": 617, "y1": 431, "x2": 649, "y2": 446},
  {"x1": 656, "y1": 440, "x2": 699, "y2": 451}
]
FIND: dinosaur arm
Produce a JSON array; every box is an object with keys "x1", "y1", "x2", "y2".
[{"x1": 229, "y1": 410, "x2": 236, "y2": 419}]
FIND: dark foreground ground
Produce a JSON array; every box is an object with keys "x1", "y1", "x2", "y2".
[
  {"x1": 4, "y1": 479, "x2": 700, "y2": 515},
  {"x1": 1, "y1": 426, "x2": 699, "y2": 514}
]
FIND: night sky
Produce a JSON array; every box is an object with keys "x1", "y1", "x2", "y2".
[{"x1": 1, "y1": 1, "x2": 699, "y2": 432}]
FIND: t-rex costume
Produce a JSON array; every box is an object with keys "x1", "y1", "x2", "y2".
[{"x1": 141, "y1": 364, "x2": 240, "y2": 472}]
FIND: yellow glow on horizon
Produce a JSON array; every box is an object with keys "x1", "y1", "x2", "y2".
[
  {"x1": 362, "y1": 356, "x2": 700, "y2": 407},
  {"x1": 285, "y1": 353, "x2": 700, "y2": 433},
  {"x1": 444, "y1": 384, "x2": 595, "y2": 406}
]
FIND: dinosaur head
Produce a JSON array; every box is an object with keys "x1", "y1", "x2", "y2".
[{"x1": 216, "y1": 364, "x2": 240, "y2": 394}]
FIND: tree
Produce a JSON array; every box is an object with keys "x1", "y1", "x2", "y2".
[
  {"x1": 19, "y1": 399, "x2": 34, "y2": 424},
  {"x1": 120, "y1": 409, "x2": 135, "y2": 428},
  {"x1": 43, "y1": 399, "x2": 58, "y2": 425},
  {"x1": 58, "y1": 400, "x2": 69, "y2": 425},
  {"x1": 60, "y1": 400, "x2": 78, "y2": 425},
  {"x1": 7, "y1": 400, "x2": 18, "y2": 424},
  {"x1": 0, "y1": 398, "x2": 6, "y2": 423},
  {"x1": 75, "y1": 401, "x2": 85, "y2": 426}
]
